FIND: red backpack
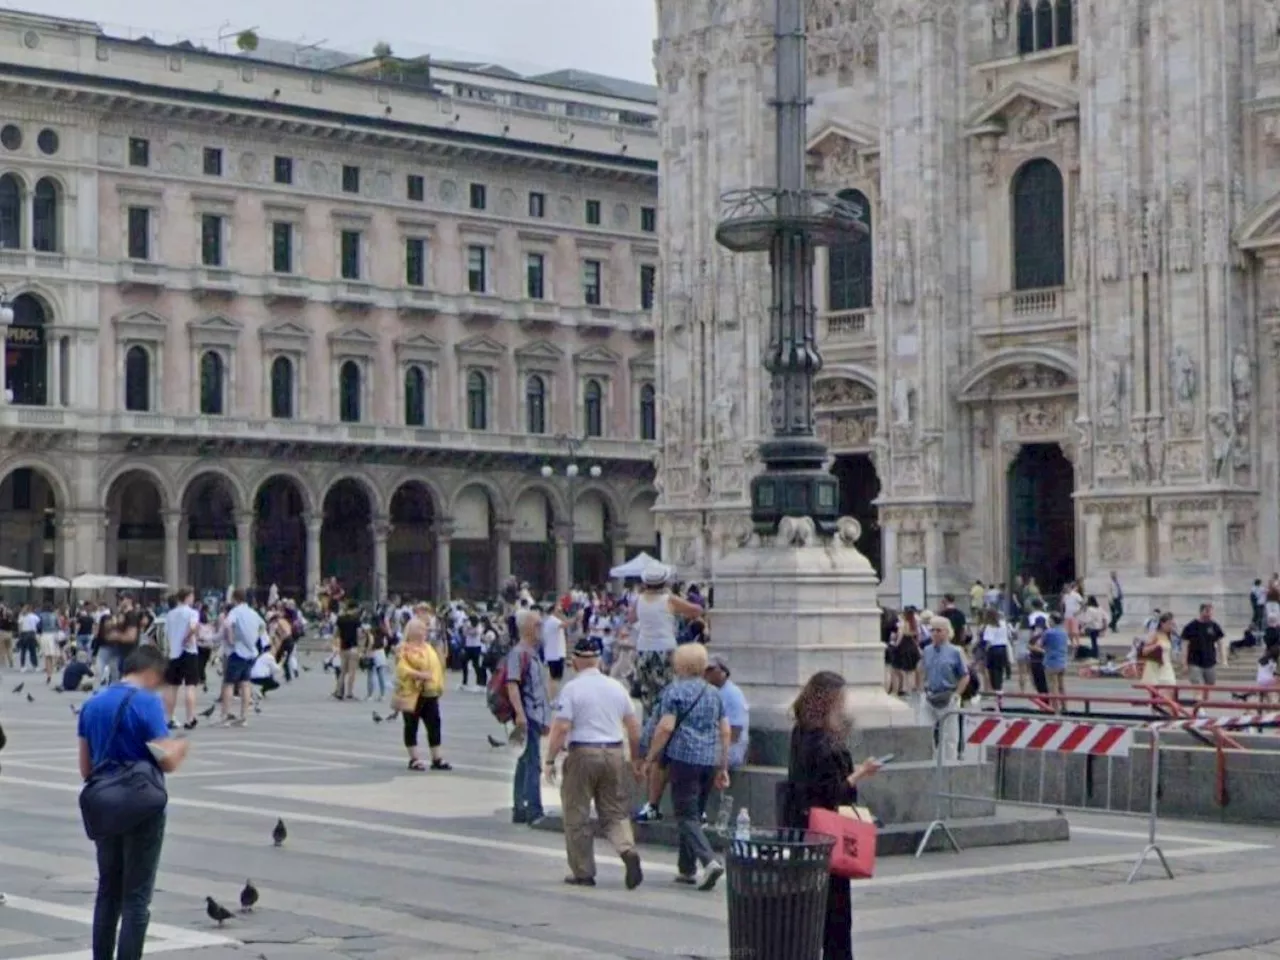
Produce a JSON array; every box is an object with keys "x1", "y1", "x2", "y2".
[{"x1": 486, "y1": 647, "x2": 530, "y2": 725}]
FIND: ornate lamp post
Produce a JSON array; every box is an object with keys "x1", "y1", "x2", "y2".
[
  {"x1": 715, "y1": 0, "x2": 867, "y2": 534},
  {"x1": 540, "y1": 433, "x2": 601, "y2": 589},
  {"x1": 0, "y1": 285, "x2": 14, "y2": 404}
]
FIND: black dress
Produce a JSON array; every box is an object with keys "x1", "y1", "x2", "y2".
[{"x1": 784, "y1": 726, "x2": 857, "y2": 960}]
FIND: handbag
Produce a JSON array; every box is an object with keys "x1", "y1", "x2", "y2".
[
  {"x1": 808, "y1": 805, "x2": 877, "y2": 880},
  {"x1": 78, "y1": 689, "x2": 168, "y2": 841}
]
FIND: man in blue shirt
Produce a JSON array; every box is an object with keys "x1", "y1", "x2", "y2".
[
  {"x1": 921, "y1": 618, "x2": 969, "y2": 762},
  {"x1": 78, "y1": 645, "x2": 189, "y2": 960},
  {"x1": 705, "y1": 655, "x2": 749, "y2": 769},
  {"x1": 1041, "y1": 613, "x2": 1071, "y2": 705}
]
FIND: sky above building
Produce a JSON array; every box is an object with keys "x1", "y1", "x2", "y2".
[{"x1": 33, "y1": 0, "x2": 659, "y2": 84}]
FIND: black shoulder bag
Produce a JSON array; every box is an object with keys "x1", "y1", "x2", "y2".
[
  {"x1": 79, "y1": 689, "x2": 168, "y2": 841},
  {"x1": 661, "y1": 682, "x2": 709, "y2": 764}
]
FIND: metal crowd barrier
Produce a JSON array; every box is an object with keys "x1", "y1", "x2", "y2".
[{"x1": 915, "y1": 710, "x2": 1172, "y2": 884}]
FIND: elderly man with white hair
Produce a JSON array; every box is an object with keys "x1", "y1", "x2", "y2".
[{"x1": 506, "y1": 607, "x2": 551, "y2": 825}]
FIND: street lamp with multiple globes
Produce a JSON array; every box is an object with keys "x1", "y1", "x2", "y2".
[{"x1": 540, "y1": 435, "x2": 602, "y2": 590}]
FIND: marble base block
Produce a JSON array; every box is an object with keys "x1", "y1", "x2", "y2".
[{"x1": 710, "y1": 516, "x2": 914, "y2": 730}]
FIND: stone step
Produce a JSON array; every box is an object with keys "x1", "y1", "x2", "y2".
[{"x1": 529, "y1": 810, "x2": 1070, "y2": 858}]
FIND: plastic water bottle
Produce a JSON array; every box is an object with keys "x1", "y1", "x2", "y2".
[
  {"x1": 734, "y1": 807, "x2": 752, "y2": 841},
  {"x1": 714, "y1": 794, "x2": 733, "y2": 835}
]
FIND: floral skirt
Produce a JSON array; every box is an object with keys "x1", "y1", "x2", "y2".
[{"x1": 635, "y1": 650, "x2": 673, "y2": 713}]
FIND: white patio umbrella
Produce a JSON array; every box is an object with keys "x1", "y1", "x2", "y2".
[
  {"x1": 609, "y1": 551, "x2": 665, "y2": 579},
  {"x1": 0, "y1": 564, "x2": 31, "y2": 579},
  {"x1": 28, "y1": 576, "x2": 71, "y2": 589},
  {"x1": 70, "y1": 573, "x2": 145, "y2": 591}
]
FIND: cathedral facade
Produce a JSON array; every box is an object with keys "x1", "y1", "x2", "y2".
[{"x1": 653, "y1": 0, "x2": 1280, "y2": 621}]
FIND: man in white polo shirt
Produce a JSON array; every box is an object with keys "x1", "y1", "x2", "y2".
[
  {"x1": 162, "y1": 586, "x2": 201, "y2": 731},
  {"x1": 543, "y1": 635, "x2": 643, "y2": 890}
]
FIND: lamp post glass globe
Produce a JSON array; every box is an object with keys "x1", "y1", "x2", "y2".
[
  {"x1": 540, "y1": 464, "x2": 553, "y2": 479},
  {"x1": 0, "y1": 304, "x2": 12, "y2": 324},
  {"x1": 566, "y1": 463, "x2": 580, "y2": 478},
  {"x1": 589, "y1": 465, "x2": 602, "y2": 478}
]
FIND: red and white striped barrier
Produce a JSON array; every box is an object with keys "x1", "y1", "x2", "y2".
[
  {"x1": 1150, "y1": 713, "x2": 1280, "y2": 732},
  {"x1": 966, "y1": 716, "x2": 1134, "y2": 757}
]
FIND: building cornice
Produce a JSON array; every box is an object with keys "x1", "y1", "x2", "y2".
[{"x1": 0, "y1": 66, "x2": 658, "y2": 183}]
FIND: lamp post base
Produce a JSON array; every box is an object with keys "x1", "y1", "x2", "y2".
[{"x1": 750, "y1": 437, "x2": 839, "y2": 534}]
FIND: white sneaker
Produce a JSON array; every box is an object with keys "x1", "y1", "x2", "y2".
[{"x1": 696, "y1": 861, "x2": 725, "y2": 891}]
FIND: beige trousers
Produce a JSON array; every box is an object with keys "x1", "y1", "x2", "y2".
[{"x1": 561, "y1": 746, "x2": 635, "y2": 880}]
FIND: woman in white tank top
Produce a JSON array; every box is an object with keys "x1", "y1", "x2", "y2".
[{"x1": 627, "y1": 565, "x2": 706, "y2": 708}]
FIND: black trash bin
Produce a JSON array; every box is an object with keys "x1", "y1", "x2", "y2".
[{"x1": 725, "y1": 827, "x2": 835, "y2": 960}]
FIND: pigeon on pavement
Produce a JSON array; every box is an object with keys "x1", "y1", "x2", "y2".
[
  {"x1": 200, "y1": 703, "x2": 218, "y2": 718},
  {"x1": 70, "y1": 704, "x2": 80, "y2": 716},
  {"x1": 372, "y1": 711, "x2": 383, "y2": 724},
  {"x1": 25, "y1": 693, "x2": 34, "y2": 704},
  {"x1": 488, "y1": 735, "x2": 505, "y2": 749},
  {"x1": 239, "y1": 879, "x2": 259, "y2": 912},
  {"x1": 206, "y1": 897, "x2": 234, "y2": 926},
  {"x1": 272, "y1": 818, "x2": 287, "y2": 847},
  {"x1": 11, "y1": 682, "x2": 22, "y2": 694}
]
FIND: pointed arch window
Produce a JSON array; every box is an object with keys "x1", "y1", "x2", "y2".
[
  {"x1": 199, "y1": 350, "x2": 225, "y2": 415},
  {"x1": 1017, "y1": 0, "x2": 1072, "y2": 54},
  {"x1": 339, "y1": 360, "x2": 361, "y2": 423},
  {"x1": 526, "y1": 374, "x2": 547, "y2": 435},
  {"x1": 404, "y1": 365, "x2": 427, "y2": 427},
  {"x1": 467, "y1": 370, "x2": 488, "y2": 431},
  {"x1": 0, "y1": 174, "x2": 21, "y2": 249},
  {"x1": 124, "y1": 345, "x2": 151, "y2": 412},
  {"x1": 639, "y1": 383, "x2": 657, "y2": 441},
  {"x1": 1011, "y1": 159, "x2": 1066, "y2": 291},
  {"x1": 33, "y1": 178, "x2": 58, "y2": 253},
  {"x1": 270, "y1": 356, "x2": 294, "y2": 419},
  {"x1": 583, "y1": 378, "x2": 604, "y2": 438},
  {"x1": 827, "y1": 188, "x2": 873, "y2": 311}
]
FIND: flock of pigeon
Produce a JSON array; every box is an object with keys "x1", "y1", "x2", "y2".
[{"x1": 204, "y1": 819, "x2": 286, "y2": 927}]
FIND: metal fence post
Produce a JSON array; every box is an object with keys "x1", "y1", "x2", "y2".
[
  {"x1": 1126, "y1": 725, "x2": 1173, "y2": 884},
  {"x1": 914, "y1": 710, "x2": 961, "y2": 858}
]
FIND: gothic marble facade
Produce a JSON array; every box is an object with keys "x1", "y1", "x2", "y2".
[{"x1": 654, "y1": 0, "x2": 1280, "y2": 621}]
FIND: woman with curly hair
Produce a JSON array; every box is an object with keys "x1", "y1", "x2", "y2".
[{"x1": 781, "y1": 671, "x2": 882, "y2": 960}]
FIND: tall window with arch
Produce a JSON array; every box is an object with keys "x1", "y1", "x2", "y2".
[
  {"x1": 270, "y1": 356, "x2": 294, "y2": 419},
  {"x1": 33, "y1": 178, "x2": 58, "y2": 253},
  {"x1": 526, "y1": 374, "x2": 547, "y2": 435},
  {"x1": 827, "y1": 188, "x2": 873, "y2": 311},
  {"x1": 1011, "y1": 158, "x2": 1066, "y2": 291},
  {"x1": 0, "y1": 173, "x2": 21, "y2": 249},
  {"x1": 338, "y1": 360, "x2": 362, "y2": 423},
  {"x1": 404, "y1": 365, "x2": 428, "y2": 427},
  {"x1": 639, "y1": 383, "x2": 657, "y2": 441},
  {"x1": 466, "y1": 370, "x2": 488, "y2": 431},
  {"x1": 199, "y1": 350, "x2": 225, "y2": 415},
  {"x1": 124, "y1": 345, "x2": 151, "y2": 412},
  {"x1": 1018, "y1": 0, "x2": 1072, "y2": 55},
  {"x1": 583, "y1": 378, "x2": 604, "y2": 438}
]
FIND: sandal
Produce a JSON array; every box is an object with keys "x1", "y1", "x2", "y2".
[
  {"x1": 408, "y1": 759, "x2": 428, "y2": 771},
  {"x1": 430, "y1": 759, "x2": 453, "y2": 771}
]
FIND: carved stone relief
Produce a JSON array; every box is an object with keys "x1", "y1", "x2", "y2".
[
  {"x1": 1261, "y1": 0, "x2": 1280, "y2": 53},
  {"x1": 1232, "y1": 174, "x2": 1247, "y2": 270},
  {"x1": 1203, "y1": 180, "x2": 1229, "y2": 267},
  {"x1": 1169, "y1": 181, "x2": 1193, "y2": 272},
  {"x1": 1015, "y1": 401, "x2": 1065, "y2": 437},
  {"x1": 1098, "y1": 527, "x2": 1135, "y2": 564},
  {"x1": 815, "y1": 378, "x2": 875, "y2": 407},
  {"x1": 825, "y1": 413, "x2": 878, "y2": 448},
  {"x1": 898, "y1": 530, "x2": 925, "y2": 566},
  {"x1": 976, "y1": 134, "x2": 999, "y2": 187},
  {"x1": 1095, "y1": 351, "x2": 1127, "y2": 430},
  {"x1": 1169, "y1": 346, "x2": 1198, "y2": 435},
  {"x1": 893, "y1": 221, "x2": 915, "y2": 305},
  {"x1": 990, "y1": 0, "x2": 1011, "y2": 41},
  {"x1": 1098, "y1": 196, "x2": 1122, "y2": 282},
  {"x1": 1231, "y1": 347, "x2": 1253, "y2": 462},
  {"x1": 1007, "y1": 101, "x2": 1051, "y2": 145},
  {"x1": 993, "y1": 364, "x2": 1069, "y2": 393},
  {"x1": 1163, "y1": 441, "x2": 1203, "y2": 479},
  {"x1": 1098, "y1": 444, "x2": 1130, "y2": 478},
  {"x1": 1208, "y1": 410, "x2": 1234, "y2": 480},
  {"x1": 1170, "y1": 524, "x2": 1210, "y2": 565},
  {"x1": 890, "y1": 374, "x2": 914, "y2": 438},
  {"x1": 1129, "y1": 428, "x2": 1151, "y2": 484},
  {"x1": 892, "y1": 455, "x2": 921, "y2": 488}
]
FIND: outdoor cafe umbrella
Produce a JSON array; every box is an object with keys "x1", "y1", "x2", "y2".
[
  {"x1": 0, "y1": 576, "x2": 71, "y2": 589},
  {"x1": 0, "y1": 564, "x2": 31, "y2": 580},
  {"x1": 608, "y1": 551, "x2": 667, "y2": 580}
]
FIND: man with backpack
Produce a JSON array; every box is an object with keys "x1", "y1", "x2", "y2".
[{"x1": 498, "y1": 611, "x2": 550, "y2": 825}]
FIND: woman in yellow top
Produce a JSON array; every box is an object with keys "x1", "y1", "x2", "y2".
[{"x1": 395, "y1": 619, "x2": 452, "y2": 771}]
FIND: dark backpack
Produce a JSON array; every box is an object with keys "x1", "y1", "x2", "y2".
[{"x1": 486, "y1": 647, "x2": 530, "y2": 725}]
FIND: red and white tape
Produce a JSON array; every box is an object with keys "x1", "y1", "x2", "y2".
[
  {"x1": 1149, "y1": 713, "x2": 1280, "y2": 732},
  {"x1": 965, "y1": 716, "x2": 1134, "y2": 757}
]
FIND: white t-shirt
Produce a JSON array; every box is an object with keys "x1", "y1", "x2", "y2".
[
  {"x1": 541, "y1": 615, "x2": 566, "y2": 662},
  {"x1": 634, "y1": 593, "x2": 677, "y2": 654},
  {"x1": 164, "y1": 603, "x2": 200, "y2": 658},
  {"x1": 982, "y1": 623, "x2": 1010, "y2": 648},
  {"x1": 554, "y1": 667, "x2": 635, "y2": 744},
  {"x1": 18, "y1": 612, "x2": 39, "y2": 633},
  {"x1": 1063, "y1": 591, "x2": 1083, "y2": 619}
]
